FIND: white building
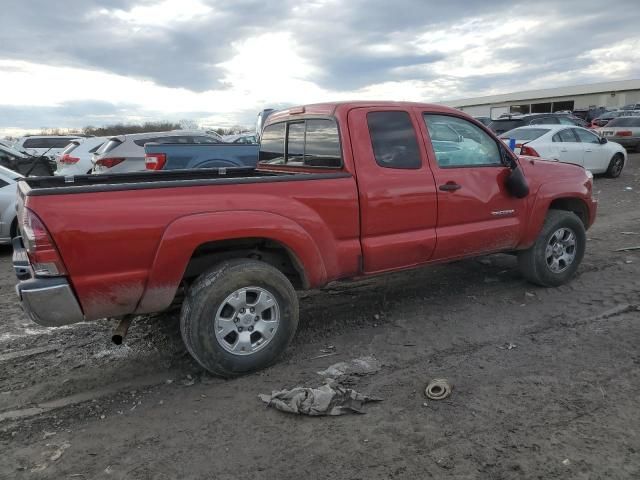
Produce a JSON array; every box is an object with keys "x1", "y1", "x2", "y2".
[{"x1": 444, "y1": 79, "x2": 640, "y2": 119}]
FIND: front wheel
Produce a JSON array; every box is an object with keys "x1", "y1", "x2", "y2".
[
  {"x1": 518, "y1": 210, "x2": 586, "y2": 287},
  {"x1": 605, "y1": 153, "x2": 624, "y2": 178},
  {"x1": 180, "y1": 259, "x2": 299, "y2": 377}
]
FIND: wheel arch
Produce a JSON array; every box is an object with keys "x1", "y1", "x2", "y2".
[{"x1": 135, "y1": 210, "x2": 327, "y2": 314}]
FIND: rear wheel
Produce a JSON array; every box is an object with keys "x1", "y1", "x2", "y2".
[
  {"x1": 605, "y1": 153, "x2": 624, "y2": 178},
  {"x1": 180, "y1": 259, "x2": 299, "y2": 377},
  {"x1": 518, "y1": 210, "x2": 586, "y2": 287}
]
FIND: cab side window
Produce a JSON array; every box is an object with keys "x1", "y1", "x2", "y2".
[
  {"x1": 367, "y1": 111, "x2": 421, "y2": 169},
  {"x1": 423, "y1": 114, "x2": 501, "y2": 167}
]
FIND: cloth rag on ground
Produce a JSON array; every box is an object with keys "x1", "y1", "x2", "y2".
[{"x1": 259, "y1": 383, "x2": 382, "y2": 416}]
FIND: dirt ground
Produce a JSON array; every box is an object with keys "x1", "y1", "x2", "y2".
[{"x1": 1, "y1": 155, "x2": 639, "y2": 480}]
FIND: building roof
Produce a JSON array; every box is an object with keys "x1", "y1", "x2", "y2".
[{"x1": 446, "y1": 79, "x2": 640, "y2": 108}]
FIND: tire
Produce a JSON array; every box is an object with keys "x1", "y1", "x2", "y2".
[
  {"x1": 517, "y1": 210, "x2": 586, "y2": 287},
  {"x1": 605, "y1": 153, "x2": 624, "y2": 178},
  {"x1": 180, "y1": 259, "x2": 299, "y2": 377}
]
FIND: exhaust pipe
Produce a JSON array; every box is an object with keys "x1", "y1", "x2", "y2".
[{"x1": 112, "y1": 315, "x2": 134, "y2": 345}]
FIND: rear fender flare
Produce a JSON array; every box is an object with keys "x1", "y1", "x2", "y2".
[{"x1": 136, "y1": 211, "x2": 326, "y2": 313}]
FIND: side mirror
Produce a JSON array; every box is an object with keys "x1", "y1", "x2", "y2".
[
  {"x1": 506, "y1": 165, "x2": 530, "y2": 198},
  {"x1": 599, "y1": 136, "x2": 608, "y2": 144}
]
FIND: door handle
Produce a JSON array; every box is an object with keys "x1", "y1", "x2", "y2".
[
  {"x1": 439, "y1": 182, "x2": 461, "y2": 192},
  {"x1": 560, "y1": 148, "x2": 568, "y2": 152},
  {"x1": 585, "y1": 149, "x2": 593, "y2": 152}
]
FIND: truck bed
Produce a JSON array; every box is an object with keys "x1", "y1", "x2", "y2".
[{"x1": 18, "y1": 167, "x2": 345, "y2": 196}]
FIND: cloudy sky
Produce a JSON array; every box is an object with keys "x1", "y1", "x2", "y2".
[{"x1": 1, "y1": 0, "x2": 639, "y2": 135}]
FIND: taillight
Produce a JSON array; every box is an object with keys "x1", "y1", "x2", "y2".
[
  {"x1": 520, "y1": 145, "x2": 540, "y2": 157},
  {"x1": 95, "y1": 157, "x2": 125, "y2": 168},
  {"x1": 616, "y1": 131, "x2": 632, "y2": 137},
  {"x1": 145, "y1": 153, "x2": 167, "y2": 171},
  {"x1": 20, "y1": 208, "x2": 67, "y2": 276},
  {"x1": 60, "y1": 154, "x2": 80, "y2": 164}
]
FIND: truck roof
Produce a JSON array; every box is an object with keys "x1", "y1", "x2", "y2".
[{"x1": 266, "y1": 101, "x2": 464, "y2": 124}]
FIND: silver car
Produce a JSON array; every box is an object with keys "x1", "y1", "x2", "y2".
[
  {"x1": 92, "y1": 130, "x2": 223, "y2": 174},
  {"x1": 597, "y1": 117, "x2": 640, "y2": 152},
  {"x1": 0, "y1": 165, "x2": 22, "y2": 244}
]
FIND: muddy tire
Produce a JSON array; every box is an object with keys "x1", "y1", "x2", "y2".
[
  {"x1": 518, "y1": 210, "x2": 586, "y2": 287},
  {"x1": 180, "y1": 259, "x2": 299, "y2": 377},
  {"x1": 605, "y1": 153, "x2": 624, "y2": 178}
]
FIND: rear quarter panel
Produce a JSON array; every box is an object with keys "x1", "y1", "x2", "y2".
[{"x1": 25, "y1": 175, "x2": 360, "y2": 320}]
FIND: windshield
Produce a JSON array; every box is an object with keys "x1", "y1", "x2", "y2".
[
  {"x1": 500, "y1": 128, "x2": 550, "y2": 141},
  {"x1": 606, "y1": 117, "x2": 640, "y2": 127}
]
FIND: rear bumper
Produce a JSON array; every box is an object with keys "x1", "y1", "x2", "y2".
[{"x1": 13, "y1": 237, "x2": 84, "y2": 327}]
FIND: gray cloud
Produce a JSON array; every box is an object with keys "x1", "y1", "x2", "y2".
[{"x1": 1, "y1": 0, "x2": 640, "y2": 132}]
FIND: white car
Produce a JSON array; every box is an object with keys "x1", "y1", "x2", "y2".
[
  {"x1": 92, "y1": 130, "x2": 223, "y2": 174},
  {"x1": 54, "y1": 137, "x2": 108, "y2": 176},
  {"x1": 500, "y1": 125, "x2": 627, "y2": 178},
  {"x1": 0, "y1": 165, "x2": 22, "y2": 244},
  {"x1": 13, "y1": 135, "x2": 84, "y2": 158}
]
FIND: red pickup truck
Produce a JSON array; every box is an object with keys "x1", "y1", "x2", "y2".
[{"x1": 13, "y1": 102, "x2": 596, "y2": 376}]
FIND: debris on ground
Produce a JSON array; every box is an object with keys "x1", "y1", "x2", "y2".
[
  {"x1": 620, "y1": 232, "x2": 640, "y2": 235},
  {"x1": 259, "y1": 382, "x2": 382, "y2": 416},
  {"x1": 498, "y1": 342, "x2": 517, "y2": 350},
  {"x1": 425, "y1": 379, "x2": 452, "y2": 400},
  {"x1": 317, "y1": 356, "x2": 381, "y2": 379},
  {"x1": 614, "y1": 246, "x2": 640, "y2": 252},
  {"x1": 319, "y1": 345, "x2": 336, "y2": 354},
  {"x1": 49, "y1": 442, "x2": 71, "y2": 462}
]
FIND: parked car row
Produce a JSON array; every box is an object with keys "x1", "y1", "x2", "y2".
[
  {"x1": 487, "y1": 113, "x2": 588, "y2": 135},
  {"x1": 0, "y1": 128, "x2": 260, "y2": 177}
]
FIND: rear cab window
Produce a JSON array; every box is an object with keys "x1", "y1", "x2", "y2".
[{"x1": 259, "y1": 118, "x2": 341, "y2": 168}]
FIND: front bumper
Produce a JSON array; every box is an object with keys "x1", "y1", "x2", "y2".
[{"x1": 13, "y1": 237, "x2": 84, "y2": 327}]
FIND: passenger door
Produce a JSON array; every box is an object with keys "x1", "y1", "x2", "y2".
[
  {"x1": 573, "y1": 128, "x2": 606, "y2": 172},
  {"x1": 348, "y1": 108, "x2": 438, "y2": 273},
  {"x1": 420, "y1": 113, "x2": 526, "y2": 260},
  {"x1": 550, "y1": 128, "x2": 585, "y2": 166}
]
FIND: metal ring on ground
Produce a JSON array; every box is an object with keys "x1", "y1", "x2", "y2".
[{"x1": 425, "y1": 379, "x2": 452, "y2": 400}]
